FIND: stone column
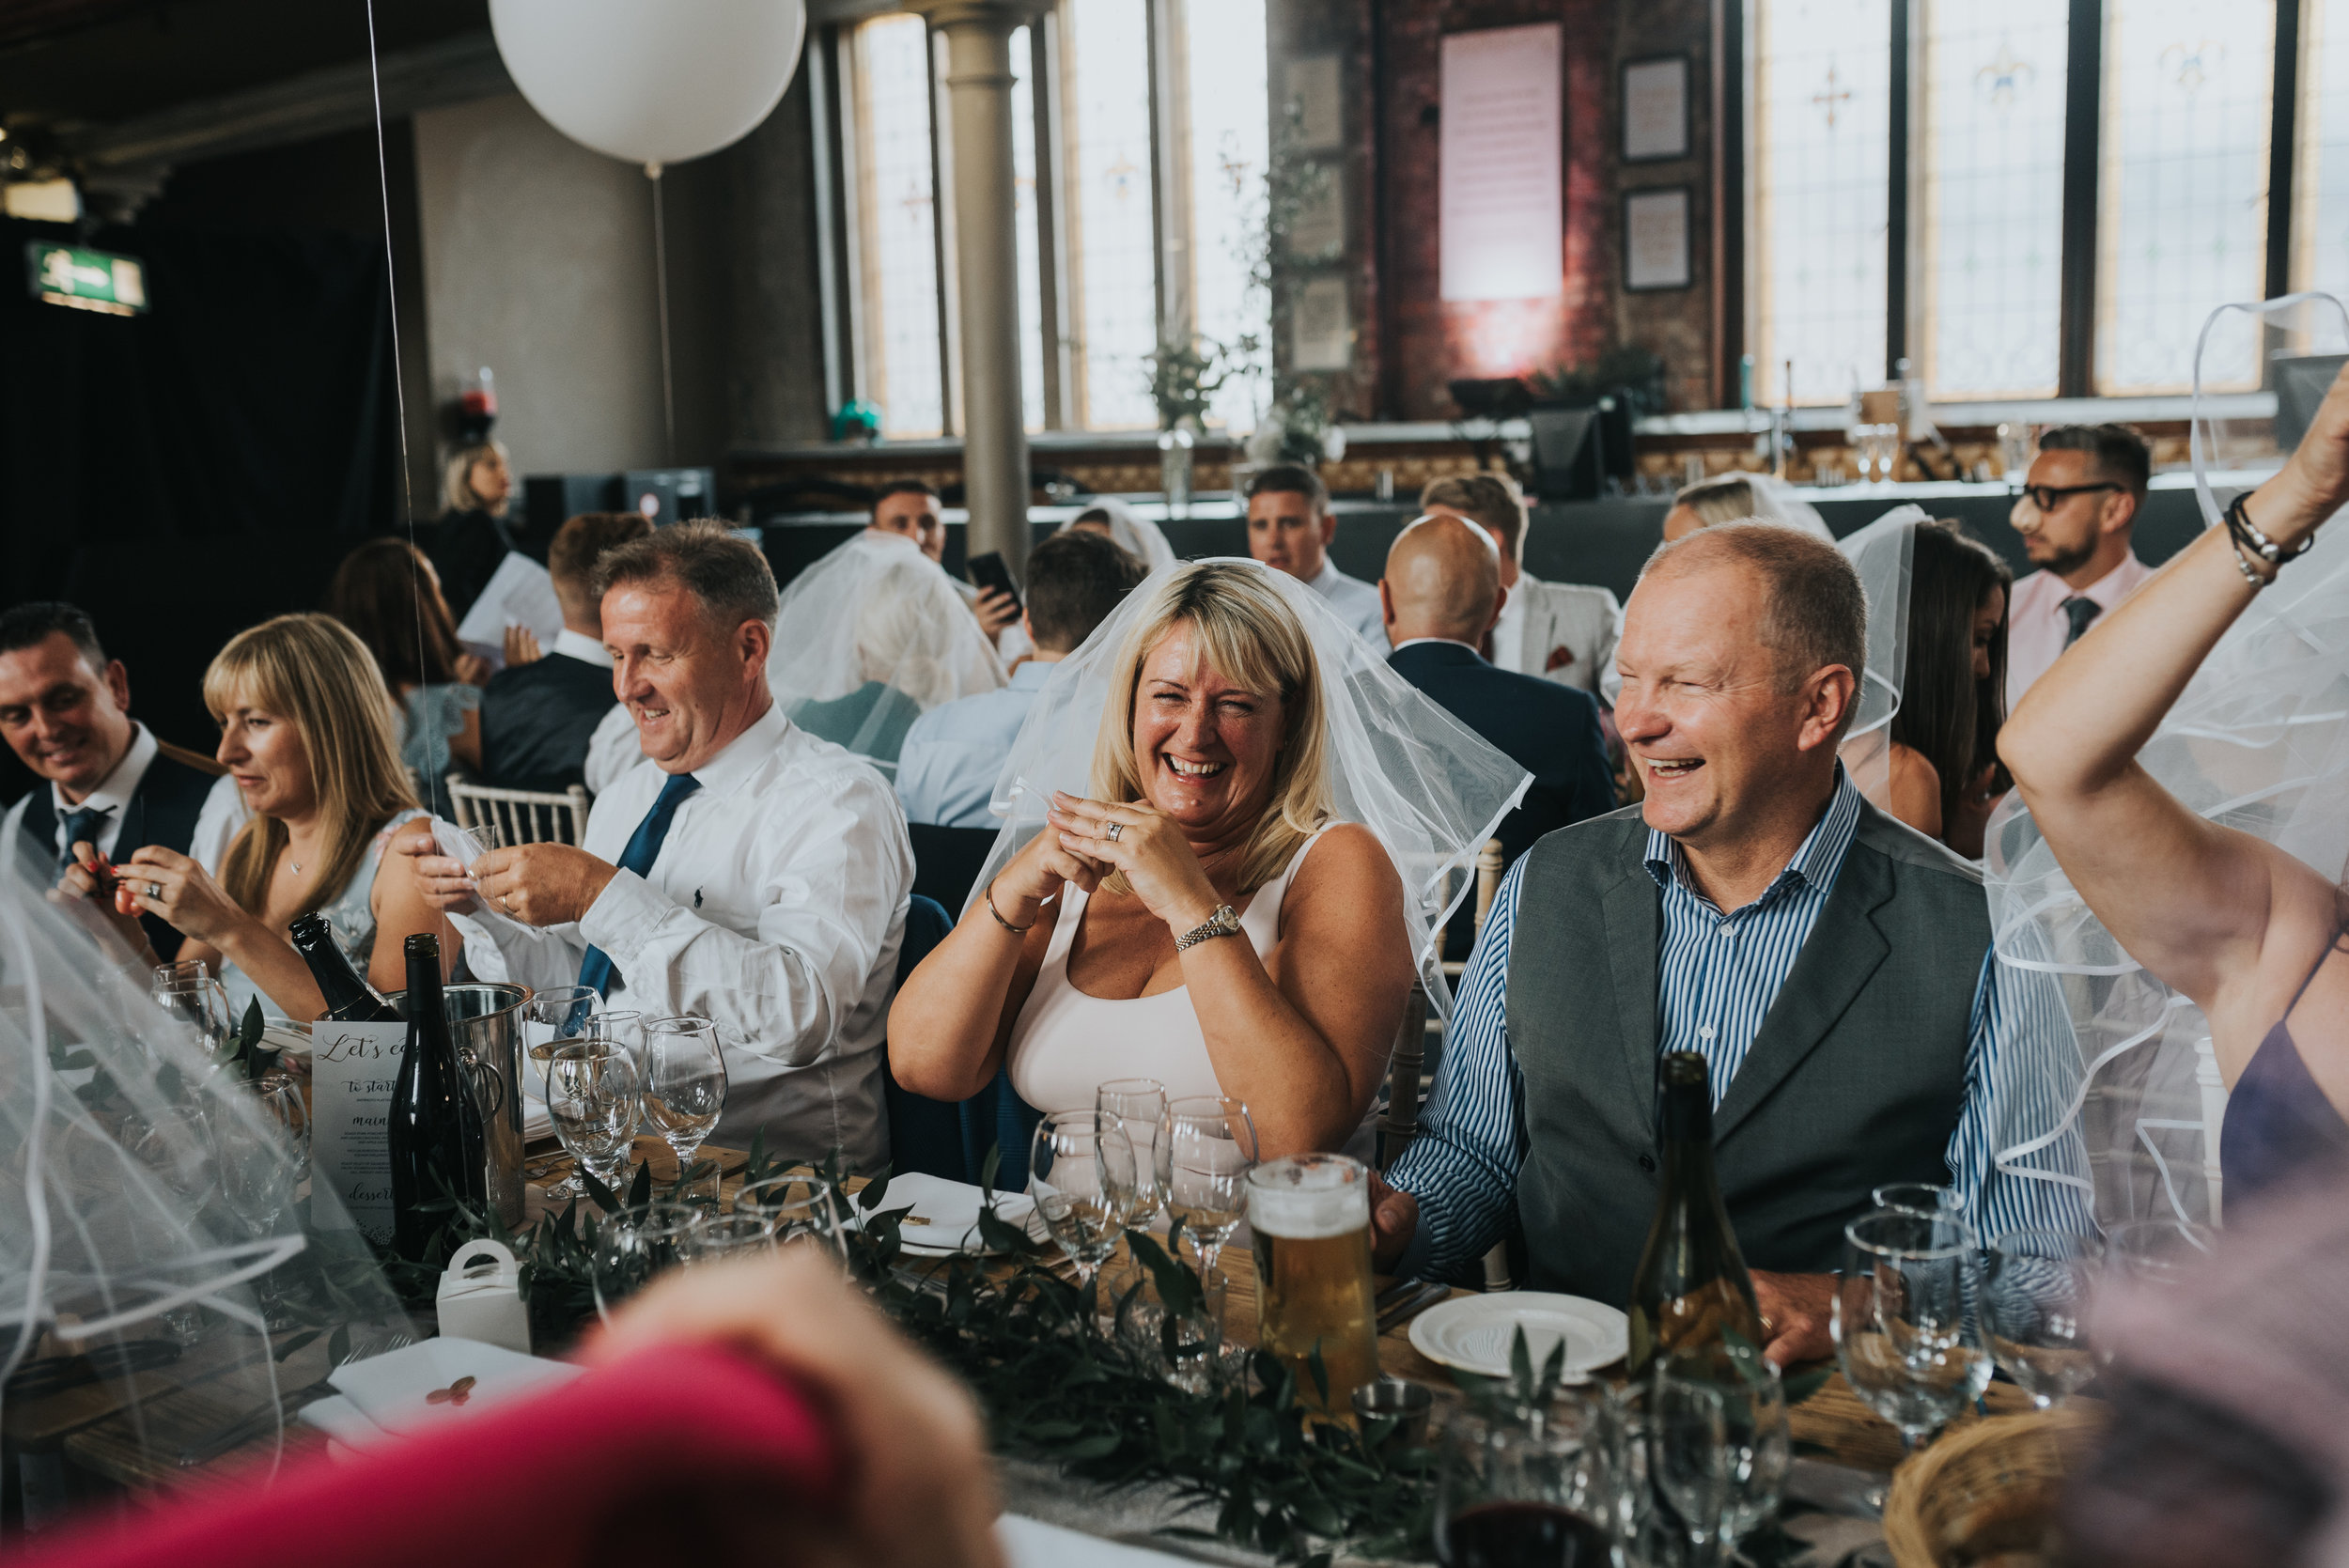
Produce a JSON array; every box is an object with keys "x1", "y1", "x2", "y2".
[{"x1": 914, "y1": 0, "x2": 1036, "y2": 573}]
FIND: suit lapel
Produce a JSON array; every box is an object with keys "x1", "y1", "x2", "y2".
[
  {"x1": 1711, "y1": 841, "x2": 1894, "y2": 1141},
  {"x1": 1599, "y1": 858, "x2": 1662, "y2": 1127}
]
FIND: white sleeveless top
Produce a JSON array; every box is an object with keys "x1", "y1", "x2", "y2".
[{"x1": 1006, "y1": 828, "x2": 1332, "y2": 1115}]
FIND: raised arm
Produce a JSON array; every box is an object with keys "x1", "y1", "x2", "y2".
[{"x1": 2000, "y1": 363, "x2": 2349, "y2": 1045}]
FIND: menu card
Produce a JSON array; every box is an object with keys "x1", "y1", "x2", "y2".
[{"x1": 311, "y1": 1020, "x2": 408, "y2": 1244}]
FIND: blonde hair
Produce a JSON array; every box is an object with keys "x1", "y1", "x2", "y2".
[
  {"x1": 1088, "y1": 563, "x2": 1332, "y2": 896},
  {"x1": 202, "y1": 613, "x2": 419, "y2": 921},
  {"x1": 443, "y1": 440, "x2": 512, "y2": 516},
  {"x1": 1672, "y1": 473, "x2": 1764, "y2": 528}
]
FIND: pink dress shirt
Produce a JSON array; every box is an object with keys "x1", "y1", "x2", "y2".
[{"x1": 2005, "y1": 551, "x2": 2155, "y2": 713}]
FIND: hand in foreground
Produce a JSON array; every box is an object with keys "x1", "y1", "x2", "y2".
[
  {"x1": 1750, "y1": 1269, "x2": 1836, "y2": 1368},
  {"x1": 971, "y1": 586, "x2": 1019, "y2": 639},
  {"x1": 1044, "y1": 793, "x2": 1222, "y2": 934},
  {"x1": 113, "y1": 846, "x2": 250, "y2": 948},
  {"x1": 390, "y1": 819, "x2": 478, "y2": 915},
  {"x1": 587, "y1": 1246, "x2": 1003, "y2": 1568},
  {"x1": 1367, "y1": 1168, "x2": 1420, "y2": 1274},
  {"x1": 980, "y1": 805, "x2": 1107, "y2": 926},
  {"x1": 473, "y1": 842, "x2": 618, "y2": 927},
  {"x1": 503, "y1": 625, "x2": 544, "y2": 667},
  {"x1": 456, "y1": 651, "x2": 493, "y2": 688}
]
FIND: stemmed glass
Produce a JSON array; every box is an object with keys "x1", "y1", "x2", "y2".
[
  {"x1": 1982, "y1": 1229, "x2": 2107, "y2": 1408},
  {"x1": 642, "y1": 1017, "x2": 726, "y2": 1183},
  {"x1": 682, "y1": 1214, "x2": 773, "y2": 1263},
  {"x1": 1716, "y1": 1359, "x2": 1792, "y2": 1554},
  {"x1": 1871, "y1": 1182, "x2": 1954, "y2": 1214},
  {"x1": 522, "y1": 985, "x2": 600, "y2": 1198},
  {"x1": 1096, "y1": 1078, "x2": 1167, "y2": 1222},
  {"x1": 214, "y1": 1075, "x2": 313, "y2": 1328},
  {"x1": 1159, "y1": 1096, "x2": 1257, "y2": 1279},
  {"x1": 1433, "y1": 1402, "x2": 1617, "y2": 1568},
  {"x1": 1649, "y1": 1369, "x2": 1733, "y2": 1567},
  {"x1": 734, "y1": 1174, "x2": 848, "y2": 1262},
  {"x1": 150, "y1": 970, "x2": 237, "y2": 1063},
  {"x1": 124, "y1": 1105, "x2": 218, "y2": 1342},
  {"x1": 589, "y1": 1200, "x2": 704, "y2": 1323},
  {"x1": 1832, "y1": 1209, "x2": 1990, "y2": 1459},
  {"x1": 1029, "y1": 1111, "x2": 1139, "y2": 1288},
  {"x1": 2106, "y1": 1217, "x2": 2215, "y2": 1286},
  {"x1": 543, "y1": 1039, "x2": 643, "y2": 1201}
]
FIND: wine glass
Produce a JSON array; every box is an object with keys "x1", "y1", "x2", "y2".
[
  {"x1": 1159, "y1": 1095, "x2": 1257, "y2": 1278},
  {"x1": 681, "y1": 1213, "x2": 773, "y2": 1264},
  {"x1": 1871, "y1": 1182, "x2": 1954, "y2": 1214},
  {"x1": 1983, "y1": 1229, "x2": 2107, "y2": 1408},
  {"x1": 1648, "y1": 1369, "x2": 1732, "y2": 1567},
  {"x1": 2106, "y1": 1217, "x2": 2215, "y2": 1287},
  {"x1": 1096, "y1": 1078, "x2": 1167, "y2": 1221},
  {"x1": 1029, "y1": 1110, "x2": 1139, "y2": 1288},
  {"x1": 1716, "y1": 1360, "x2": 1792, "y2": 1551},
  {"x1": 589, "y1": 1200, "x2": 705, "y2": 1323},
  {"x1": 544, "y1": 1039, "x2": 643, "y2": 1201},
  {"x1": 1434, "y1": 1403, "x2": 1617, "y2": 1568},
  {"x1": 734, "y1": 1174, "x2": 848, "y2": 1262},
  {"x1": 521, "y1": 985, "x2": 601, "y2": 1198},
  {"x1": 1833, "y1": 1209, "x2": 1990, "y2": 1459},
  {"x1": 642, "y1": 1017, "x2": 726, "y2": 1182},
  {"x1": 214, "y1": 1074, "x2": 312, "y2": 1328},
  {"x1": 123, "y1": 1106, "x2": 218, "y2": 1343},
  {"x1": 150, "y1": 972, "x2": 236, "y2": 1063}
]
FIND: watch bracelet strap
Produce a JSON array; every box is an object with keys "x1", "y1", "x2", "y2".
[{"x1": 1175, "y1": 904, "x2": 1240, "y2": 952}]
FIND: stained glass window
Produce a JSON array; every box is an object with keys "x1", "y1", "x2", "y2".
[
  {"x1": 2094, "y1": 1, "x2": 2274, "y2": 394},
  {"x1": 1750, "y1": 0, "x2": 1892, "y2": 406},
  {"x1": 2295, "y1": 0, "x2": 2349, "y2": 311},
  {"x1": 1063, "y1": 0, "x2": 1159, "y2": 430},
  {"x1": 1918, "y1": 3, "x2": 2069, "y2": 399},
  {"x1": 1184, "y1": 0, "x2": 1270, "y2": 431},
  {"x1": 851, "y1": 14, "x2": 943, "y2": 438}
]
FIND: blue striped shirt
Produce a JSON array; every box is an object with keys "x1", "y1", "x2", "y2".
[{"x1": 1389, "y1": 772, "x2": 2092, "y2": 1281}]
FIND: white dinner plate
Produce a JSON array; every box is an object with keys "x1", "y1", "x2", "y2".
[{"x1": 1407, "y1": 1292, "x2": 1630, "y2": 1380}]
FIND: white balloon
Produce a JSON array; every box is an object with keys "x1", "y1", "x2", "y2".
[{"x1": 490, "y1": 0, "x2": 808, "y2": 169}]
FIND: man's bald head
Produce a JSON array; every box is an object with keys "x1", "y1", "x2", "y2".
[{"x1": 1380, "y1": 513, "x2": 1506, "y2": 649}]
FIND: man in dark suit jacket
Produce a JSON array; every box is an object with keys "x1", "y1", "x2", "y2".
[
  {"x1": 1381, "y1": 515, "x2": 1615, "y2": 949},
  {"x1": 0, "y1": 603, "x2": 224, "y2": 960},
  {"x1": 480, "y1": 511, "x2": 650, "y2": 794}
]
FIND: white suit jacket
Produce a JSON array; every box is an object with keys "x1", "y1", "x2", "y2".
[{"x1": 1492, "y1": 575, "x2": 1624, "y2": 702}]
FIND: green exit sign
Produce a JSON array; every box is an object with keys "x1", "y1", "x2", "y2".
[{"x1": 24, "y1": 242, "x2": 148, "y2": 317}]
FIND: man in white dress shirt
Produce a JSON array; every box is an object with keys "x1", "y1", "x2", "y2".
[
  {"x1": 1418, "y1": 473, "x2": 1622, "y2": 699},
  {"x1": 1245, "y1": 465, "x2": 1385, "y2": 644},
  {"x1": 2003, "y1": 424, "x2": 2155, "y2": 711},
  {"x1": 402, "y1": 523, "x2": 911, "y2": 1168}
]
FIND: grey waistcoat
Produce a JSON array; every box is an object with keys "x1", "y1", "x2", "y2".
[{"x1": 1508, "y1": 801, "x2": 1990, "y2": 1305}]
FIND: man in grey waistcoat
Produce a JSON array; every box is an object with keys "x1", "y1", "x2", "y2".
[{"x1": 1375, "y1": 521, "x2": 2089, "y2": 1365}]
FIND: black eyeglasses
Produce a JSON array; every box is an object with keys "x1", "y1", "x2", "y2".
[{"x1": 2015, "y1": 482, "x2": 2122, "y2": 512}]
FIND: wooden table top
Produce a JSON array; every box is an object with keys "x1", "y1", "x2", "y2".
[{"x1": 53, "y1": 1141, "x2": 2051, "y2": 1502}]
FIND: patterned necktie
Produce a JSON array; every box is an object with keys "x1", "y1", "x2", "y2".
[
  {"x1": 55, "y1": 805, "x2": 111, "y2": 879},
  {"x1": 2061, "y1": 596, "x2": 2103, "y2": 648},
  {"x1": 576, "y1": 771, "x2": 701, "y2": 998}
]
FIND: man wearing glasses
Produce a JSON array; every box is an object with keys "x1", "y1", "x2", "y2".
[{"x1": 2004, "y1": 424, "x2": 2153, "y2": 709}]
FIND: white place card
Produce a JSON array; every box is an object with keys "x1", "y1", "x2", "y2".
[{"x1": 311, "y1": 1020, "x2": 408, "y2": 1244}]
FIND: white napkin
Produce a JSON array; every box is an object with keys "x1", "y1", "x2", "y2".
[
  {"x1": 996, "y1": 1515, "x2": 1205, "y2": 1566},
  {"x1": 856, "y1": 1172, "x2": 1036, "y2": 1256},
  {"x1": 300, "y1": 1393, "x2": 391, "y2": 1451},
  {"x1": 327, "y1": 1338, "x2": 580, "y2": 1441}
]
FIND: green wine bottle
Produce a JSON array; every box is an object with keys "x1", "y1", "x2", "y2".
[{"x1": 1626, "y1": 1051, "x2": 1764, "y2": 1376}]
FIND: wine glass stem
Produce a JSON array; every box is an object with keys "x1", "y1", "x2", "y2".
[{"x1": 1198, "y1": 1238, "x2": 1221, "y2": 1280}]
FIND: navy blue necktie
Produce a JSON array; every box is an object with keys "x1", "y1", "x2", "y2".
[
  {"x1": 55, "y1": 805, "x2": 110, "y2": 879},
  {"x1": 577, "y1": 771, "x2": 701, "y2": 997},
  {"x1": 2061, "y1": 595, "x2": 2102, "y2": 648}
]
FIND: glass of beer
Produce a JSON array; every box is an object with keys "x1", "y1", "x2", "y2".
[{"x1": 1247, "y1": 1153, "x2": 1381, "y2": 1415}]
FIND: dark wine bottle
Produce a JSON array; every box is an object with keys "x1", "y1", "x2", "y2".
[
  {"x1": 1626, "y1": 1050, "x2": 1764, "y2": 1377},
  {"x1": 288, "y1": 913, "x2": 401, "y2": 1023},
  {"x1": 387, "y1": 934, "x2": 487, "y2": 1264}
]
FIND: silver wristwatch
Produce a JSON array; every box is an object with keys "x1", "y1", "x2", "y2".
[{"x1": 1174, "y1": 904, "x2": 1242, "y2": 952}]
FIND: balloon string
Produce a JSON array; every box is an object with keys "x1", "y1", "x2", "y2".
[
  {"x1": 362, "y1": 0, "x2": 428, "y2": 737},
  {"x1": 652, "y1": 163, "x2": 676, "y2": 467}
]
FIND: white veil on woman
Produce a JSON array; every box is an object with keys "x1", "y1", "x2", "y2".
[
  {"x1": 968, "y1": 558, "x2": 1530, "y2": 1017},
  {"x1": 767, "y1": 530, "x2": 1006, "y2": 773},
  {"x1": 1834, "y1": 505, "x2": 1924, "y2": 808},
  {"x1": 0, "y1": 856, "x2": 409, "y2": 1484},
  {"x1": 1984, "y1": 292, "x2": 2349, "y2": 1230},
  {"x1": 1060, "y1": 497, "x2": 1179, "y2": 574},
  {"x1": 1747, "y1": 474, "x2": 1836, "y2": 542}
]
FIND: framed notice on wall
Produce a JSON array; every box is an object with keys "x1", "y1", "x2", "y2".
[
  {"x1": 1624, "y1": 187, "x2": 1693, "y2": 291},
  {"x1": 1439, "y1": 23, "x2": 1563, "y2": 303},
  {"x1": 1621, "y1": 54, "x2": 1690, "y2": 163}
]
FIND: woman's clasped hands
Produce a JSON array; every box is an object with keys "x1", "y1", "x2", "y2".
[{"x1": 1034, "y1": 791, "x2": 1224, "y2": 935}]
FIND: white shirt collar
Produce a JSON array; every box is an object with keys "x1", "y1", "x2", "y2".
[
  {"x1": 1308, "y1": 557, "x2": 1346, "y2": 592},
  {"x1": 1391, "y1": 636, "x2": 1481, "y2": 654},
  {"x1": 54, "y1": 722, "x2": 155, "y2": 818},
  {"x1": 2072, "y1": 551, "x2": 2152, "y2": 607},
  {"x1": 552, "y1": 629, "x2": 612, "y2": 666},
  {"x1": 683, "y1": 701, "x2": 791, "y2": 800}
]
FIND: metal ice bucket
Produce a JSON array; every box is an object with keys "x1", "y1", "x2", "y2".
[{"x1": 384, "y1": 982, "x2": 531, "y2": 1228}]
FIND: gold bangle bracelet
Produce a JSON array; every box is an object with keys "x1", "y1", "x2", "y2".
[{"x1": 983, "y1": 879, "x2": 1034, "y2": 935}]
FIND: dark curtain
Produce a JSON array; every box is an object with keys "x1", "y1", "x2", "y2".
[{"x1": 0, "y1": 214, "x2": 400, "y2": 793}]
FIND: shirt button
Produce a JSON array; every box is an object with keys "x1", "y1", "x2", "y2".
[
  {"x1": 1717, "y1": 924, "x2": 1733, "y2": 939},
  {"x1": 1698, "y1": 1025, "x2": 1716, "y2": 1040},
  {"x1": 1638, "y1": 1153, "x2": 1657, "y2": 1172}
]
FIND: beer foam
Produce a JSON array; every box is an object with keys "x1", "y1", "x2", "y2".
[{"x1": 1246, "y1": 1160, "x2": 1368, "y2": 1239}]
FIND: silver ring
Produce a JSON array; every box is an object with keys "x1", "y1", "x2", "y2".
[
  {"x1": 1105, "y1": 821, "x2": 1124, "y2": 843},
  {"x1": 146, "y1": 882, "x2": 163, "y2": 900},
  {"x1": 500, "y1": 892, "x2": 515, "y2": 914}
]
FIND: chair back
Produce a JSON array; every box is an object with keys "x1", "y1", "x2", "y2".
[
  {"x1": 906, "y1": 822, "x2": 1001, "y2": 914},
  {"x1": 879, "y1": 893, "x2": 1043, "y2": 1188},
  {"x1": 1377, "y1": 981, "x2": 1432, "y2": 1171},
  {"x1": 445, "y1": 776, "x2": 592, "y2": 847}
]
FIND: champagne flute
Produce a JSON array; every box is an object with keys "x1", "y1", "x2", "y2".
[
  {"x1": 1096, "y1": 1078, "x2": 1167, "y2": 1221},
  {"x1": 1649, "y1": 1370, "x2": 1732, "y2": 1567},
  {"x1": 544, "y1": 1039, "x2": 643, "y2": 1201},
  {"x1": 521, "y1": 985, "x2": 600, "y2": 1198},
  {"x1": 1832, "y1": 1209, "x2": 1989, "y2": 1458},
  {"x1": 1029, "y1": 1111, "x2": 1138, "y2": 1288},
  {"x1": 642, "y1": 1017, "x2": 726, "y2": 1184},
  {"x1": 1982, "y1": 1229, "x2": 2107, "y2": 1408},
  {"x1": 1159, "y1": 1095, "x2": 1257, "y2": 1278}
]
